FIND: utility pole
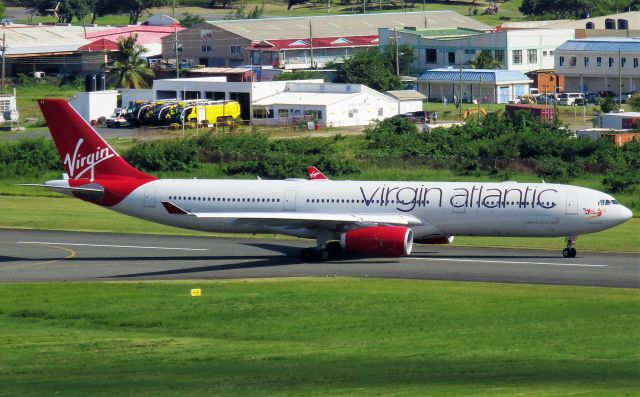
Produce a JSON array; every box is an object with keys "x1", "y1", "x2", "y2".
[
  {"x1": 459, "y1": 58, "x2": 463, "y2": 118},
  {"x1": 309, "y1": 20, "x2": 314, "y2": 69},
  {"x1": 174, "y1": 25, "x2": 180, "y2": 78},
  {"x1": 327, "y1": 0, "x2": 330, "y2": 14},
  {"x1": 618, "y1": 47, "x2": 622, "y2": 108},
  {"x1": 1, "y1": 32, "x2": 5, "y2": 94},
  {"x1": 394, "y1": 28, "x2": 399, "y2": 76},
  {"x1": 363, "y1": 0, "x2": 366, "y2": 14}
]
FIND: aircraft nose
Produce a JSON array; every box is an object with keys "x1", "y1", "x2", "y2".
[{"x1": 620, "y1": 206, "x2": 633, "y2": 222}]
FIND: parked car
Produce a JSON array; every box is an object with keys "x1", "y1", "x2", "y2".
[
  {"x1": 597, "y1": 90, "x2": 616, "y2": 99},
  {"x1": 105, "y1": 108, "x2": 129, "y2": 128},
  {"x1": 584, "y1": 92, "x2": 599, "y2": 104},
  {"x1": 400, "y1": 111, "x2": 430, "y2": 123},
  {"x1": 536, "y1": 94, "x2": 555, "y2": 105},
  {"x1": 557, "y1": 92, "x2": 584, "y2": 106}
]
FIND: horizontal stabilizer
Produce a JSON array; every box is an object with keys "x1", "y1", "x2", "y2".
[
  {"x1": 17, "y1": 183, "x2": 104, "y2": 193},
  {"x1": 161, "y1": 201, "x2": 191, "y2": 215}
]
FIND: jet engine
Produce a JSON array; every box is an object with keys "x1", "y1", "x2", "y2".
[
  {"x1": 340, "y1": 226, "x2": 413, "y2": 257},
  {"x1": 414, "y1": 236, "x2": 455, "y2": 245}
]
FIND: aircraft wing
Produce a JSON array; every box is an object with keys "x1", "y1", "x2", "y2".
[{"x1": 161, "y1": 201, "x2": 422, "y2": 227}]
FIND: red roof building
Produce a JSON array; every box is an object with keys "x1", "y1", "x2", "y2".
[
  {"x1": 82, "y1": 26, "x2": 185, "y2": 57},
  {"x1": 246, "y1": 35, "x2": 379, "y2": 69}
]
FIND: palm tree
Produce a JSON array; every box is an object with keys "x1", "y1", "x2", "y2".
[{"x1": 107, "y1": 34, "x2": 154, "y2": 89}]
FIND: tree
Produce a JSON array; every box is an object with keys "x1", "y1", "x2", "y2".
[
  {"x1": 122, "y1": 0, "x2": 169, "y2": 25},
  {"x1": 469, "y1": 50, "x2": 502, "y2": 69},
  {"x1": 274, "y1": 70, "x2": 324, "y2": 81},
  {"x1": 107, "y1": 34, "x2": 155, "y2": 89},
  {"x1": 224, "y1": 4, "x2": 264, "y2": 19},
  {"x1": 628, "y1": 93, "x2": 640, "y2": 112},
  {"x1": 0, "y1": 1, "x2": 5, "y2": 19},
  {"x1": 382, "y1": 44, "x2": 415, "y2": 75},
  {"x1": 599, "y1": 97, "x2": 616, "y2": 114},
  {"x1": 335, "y1": 49, "x2": 402, "y2": 92},
  {"x1": 179, "y1": 12, "x2": 205, "y2": 28}
]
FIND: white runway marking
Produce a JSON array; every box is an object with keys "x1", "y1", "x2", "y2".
[
  {"x1": 411, "y1": 257, "x2": 607, "y2": 267},
  {"x1": 17, "y1": 242, "x2": 209, "y2": 252}
]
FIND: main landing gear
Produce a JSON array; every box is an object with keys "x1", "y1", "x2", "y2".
[
  {"x1": 562, "y1": 235, "x2": 578, "y2": 258},
  {"x1": 300, "y1": 241, "x2": 342, "y2": 261}
]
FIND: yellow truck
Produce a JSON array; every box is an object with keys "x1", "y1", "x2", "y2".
[{"x1": 167, "y1": 100, "x2": 241, "y2": 124}]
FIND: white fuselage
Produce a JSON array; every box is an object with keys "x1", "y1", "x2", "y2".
[{"x1": 110, "y1": 179, "x2": 630, "y2": 240}]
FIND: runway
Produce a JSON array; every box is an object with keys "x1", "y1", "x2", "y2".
[{"x1": 0, "y1": 229, "x2": 638, "y2": 288}]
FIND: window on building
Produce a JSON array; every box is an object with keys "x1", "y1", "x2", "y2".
[
  {"x1": 597, "y1": 56, "x2": 602, "y2": 67},
  {"x1": 425, "y1": 49, "x2": 437, "y2": 63},
  {"x1": 528, "y1": 49, "x2": 537, "y2": 64},
  {"x1": 200, "y1": 30, "x2": 212, "y2": 38},
  {"x1": 464, "y1": 49, "x2": 476, "y2": 55},
  {"x1": 201, "y1": 45, "x2": 212, "y2": 53},
  {"x1": 570, "y1": 56, "x2": 576, "y2": 67},
  {"x1": 621, "y1": 57, "x2": 627, "y2": 67},
  {"x1": 584, "y1": 57, "x2": 589, "y2": 67},
  {"x1": 494, "y1": 50, "x2": 504, "y2": 63},
  {"x1": 543, "y1": 50, "x2": 548, "y2": 56},
  {"x1": 278, "y1": 109, "x2": 289, "y2": 118},
  {"x1": 448, "y1": 51, "x2": 455, "y2": 64},
  {"x1": 378, "y1": 108, "x2": 384, "y2": 117},
  {"x1": 618, "y1": 19, "x2": 628, "y2": 29},
  {"x1": 230, "y1": 45, "x2": 242, "y2": 54},
  {"x1": 609, "y1": 57, "x2": 614, "y2": 67},
  {"x1": 586, "y1": 22, "x2": 595, "y2": 29},
  {"x1": 559, "y1": 56, "x2": 565, "y2": 66},
  {"x1": 348, "y1": 109, "x2": 358, "y2": 118},
  {"x1": 634, "y1": 58, "x2": 639, "y2": 68},
  {"x1": 513, "y1": 50, "x2": 522, "y2": 64},
  {"x1": 605, "y1": 19, "x2": 615, "y2": 29}
]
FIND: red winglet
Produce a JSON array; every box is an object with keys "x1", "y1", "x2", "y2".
[
  {"x1": 162, "y1": 201, "x2": 189, "y2": 215},
  {"x1": 306, "y1": 166, "x2": 328, "y2": 180}
]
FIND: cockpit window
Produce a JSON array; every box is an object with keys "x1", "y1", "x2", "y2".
[
  {"x1": 612, "y1": 200, "x2": 619, "y2": 204},
  {"x1": 598, "y1": 200, "x2": 604, "y2": 205},
  {"x1": 605, "y1": 200, "x2": 611, "y2": 205}
]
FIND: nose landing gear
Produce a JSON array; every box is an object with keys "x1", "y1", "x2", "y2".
[{"x1": 562, "y1": 235, "x2": 578, "y2": 258}]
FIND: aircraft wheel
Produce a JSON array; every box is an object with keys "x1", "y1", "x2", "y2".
[
  {"x1": 318, "y1": 249, "x2": 333, "y2": 261},
  {"x1": 300, "y1": 248, "x2": 317, "y2": 261},
  {"x1": 562, "y1": 248, "x2": 571, "y2": 258},
  {"x1": 570, "y1": 247, "x2": 577, "y2": 258},
  {"x1": 326, "y1": 241, "x2": 342, "y2": 258}
]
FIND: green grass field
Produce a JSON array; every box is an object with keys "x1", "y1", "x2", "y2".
[{"x1": 0, "y1": 279, "x2": 638, "y2": 396}]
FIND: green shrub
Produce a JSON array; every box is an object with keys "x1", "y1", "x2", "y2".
[
  {"x1": 124, "y1": 139, "x2": 199, "y2": 172},
  {"x1": 0, "y1": 138, "x2": 61, "y2": 177}
]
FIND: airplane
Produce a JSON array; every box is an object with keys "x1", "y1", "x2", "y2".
[
  {"x1": 307, "y1": 166, "x2": 328, "y2": 180},
  {"x1": 28, "y1": 99, "x2": 633, "y2": 260}
]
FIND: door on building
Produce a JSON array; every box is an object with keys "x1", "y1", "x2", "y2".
[
  {"x1": 498, "y1": 86, "x2": 510, "y2": 104},
  {"x1": 448, "y1": 52, "x2": 456, "y2": 65}
]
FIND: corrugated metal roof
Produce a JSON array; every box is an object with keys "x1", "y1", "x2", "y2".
[
  {"x1": 386, "y1": 90, "x2": 426, "y2": 100},
  {"x1": 418, "y1": 68, "x2": 532, "y2": 83},
  {"x1": 557, "y1": 38, "x2": 640, "y2": 53},
  {"x1": 205, "y1": 11, "x2": 492, "y2": 41}
]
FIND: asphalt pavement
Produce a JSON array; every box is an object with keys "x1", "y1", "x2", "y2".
[{"x1": 1, "y1": 229, "x2": 637, "y2": 287}]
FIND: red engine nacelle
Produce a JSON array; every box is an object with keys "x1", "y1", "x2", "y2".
[
  {"x1": 340, "y1": 226, "x2": 413, "y2": 257},
  {"x1": 414, "y1": 236, "x2": 455, "y2": 245}
]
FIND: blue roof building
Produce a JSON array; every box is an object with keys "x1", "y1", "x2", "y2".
[
  {"x1": 554, "y1": 37, "x2": 640, "y2": 94},
  {"x1": 417, "y1": 68, "x2": 533, "y2": 104}
]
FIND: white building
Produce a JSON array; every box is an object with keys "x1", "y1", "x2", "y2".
[
  {"x1": 120, "y1": 78, "x2": 400, "y2": 126},
  {"x1": 379, "y1": 27, "x2": 574, "y2": 74},
  {"x1": 592, "y1": 112, "x2": 640, "y2": 129},
  {"x1": 417, "y1": 69, "x2": 533, "y2": 104},
  {"x1": 554, "y1": 38, "x2": 640, "y2": 94},
  {"x1": 385, "y1": 90, "x2": 426, "y2": 113}
]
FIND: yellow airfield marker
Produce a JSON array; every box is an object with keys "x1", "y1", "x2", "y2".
[{"x1": 190, "y1": 288, "x2": 202, "y2": 297}]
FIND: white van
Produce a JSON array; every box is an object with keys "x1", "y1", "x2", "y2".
[{"x1": 557, "y1": 93, "x2": 584, "y2": 106}]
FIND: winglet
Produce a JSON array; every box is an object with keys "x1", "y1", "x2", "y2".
[
  {"x1": 306, "y1": 166, "x2": 328, "y2": 180},
  {"x1": 161, "y1": 201, "x2": 190, "y2": 215}
]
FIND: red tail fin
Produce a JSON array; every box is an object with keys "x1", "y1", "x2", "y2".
[
  {"x1": 306, "y1": 166, "x2": 328, "y2": 180},
  {"x1": 38, "y1": 99, "x2": 152, "y2": 182}
]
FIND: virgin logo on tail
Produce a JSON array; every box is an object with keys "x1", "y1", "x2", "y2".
[{"x1": 63, "y1": 138, "x2": 115, "y2": 181}]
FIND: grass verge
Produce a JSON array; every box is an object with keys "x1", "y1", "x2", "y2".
[
  {"x1": 0, "y1": 278, "x2": 638, "y2": 396},
  {"x1": 0, "y1": 194, "x2": 638, "y2": 252}
]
